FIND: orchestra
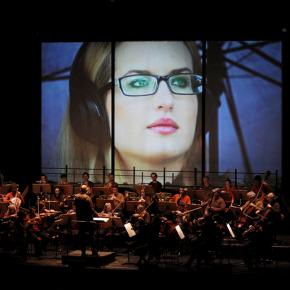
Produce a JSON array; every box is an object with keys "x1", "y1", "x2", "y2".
[{"x1": 0, "y1": 172, "x2": 286, "y2": 268}]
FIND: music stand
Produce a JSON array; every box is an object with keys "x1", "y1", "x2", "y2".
[
  {"x1": 233, "y1": 190, "x2": 248, "y2": 205},
  {"x1": 41, "y1": 184, "x2": 51, "y2": 194},
  {"x1": 193, "y1": 190, "x2": 208, "y2": 202},
  {"x1": 95, "y1": 199, "x2": 114, "y2": 211},
  {"x1": 125, "y1": 201, "x2": 139, "y2": 213},
  {"x1": 135, "y1": 185, "x2": 153, "y2": 195},
  {"x1": 73, "y1": 186, "x2": 80, "y2": 195},
  {"x1": 32, "y1": 184, "x2": 41, "y2": 194},
  {"x1": 32, "y1": 183, "x2": 51, "y2": 195},
  {"x1": 93, "y1": 187, "x2": 107, "y2": 195},
  {"x1": 158, "y1": 201, "x2": 177, "y2": 212},
  {"x1": 57, "y1": 184, "x2": 73, "y2": 196}
]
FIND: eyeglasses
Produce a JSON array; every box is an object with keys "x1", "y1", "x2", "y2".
[{"x1": 115, "y1": 73, "x2": 202, "y2": 96}]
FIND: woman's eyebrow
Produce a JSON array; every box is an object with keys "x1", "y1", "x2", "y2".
[
  {"x1": 122, "y1": 69, "x2": 151, "y2": 76},
  {"x1": 169, "y1": 67, "x2": 193, "y2": 74},
  {"x1": 121, "y1": 67, "x2": 193, "y2": 77}
]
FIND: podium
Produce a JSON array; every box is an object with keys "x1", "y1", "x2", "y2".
[{"x1": 62, "y1": 250, "x2": 115, "y2": 267}]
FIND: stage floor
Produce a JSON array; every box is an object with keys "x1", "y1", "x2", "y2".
[{"x1": 1, "y1": 234, "x2": 290, "y2": 288}]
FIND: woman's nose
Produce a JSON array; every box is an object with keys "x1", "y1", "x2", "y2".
[{"x1": 153, "y1": 81, "x2": 174, "y2": 112}]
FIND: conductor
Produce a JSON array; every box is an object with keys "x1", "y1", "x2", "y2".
[{"x1": 74, "y1": 185, "x2": 97, "y2": 256}]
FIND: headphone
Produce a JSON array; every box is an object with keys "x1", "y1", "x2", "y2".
[{"x1": 69, "y1": 43, "x2": 110, "y2": 144}]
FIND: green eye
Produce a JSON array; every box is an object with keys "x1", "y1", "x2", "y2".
[
  {"x1": 170, "y1": 76, "x2": 189, "y2": 88},
  {"x1": 129, "y1": 77, "x2": 150, "y2": 88}
]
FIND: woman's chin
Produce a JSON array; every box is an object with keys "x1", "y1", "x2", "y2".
[{"x1": 139, "y1": 151, "x2": 185, "y2": 163}]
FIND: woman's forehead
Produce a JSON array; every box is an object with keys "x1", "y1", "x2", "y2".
[{"x1": 115, "y1": 41, "x2": 193, "y2": 76}]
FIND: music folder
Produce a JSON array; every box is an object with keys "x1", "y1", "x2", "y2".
[
  {"x1": 93, "y1": 217, "x2": 109, "y2": 223},
  {"x1": 175, "y1": 225, "x2": 185, "y2": 239},
  {"x1": 124, "y1": 222, "x2": 136, "y2": 238},
  {"x1": 226, "y1": 223, "x2": 236, "y2": 238}
]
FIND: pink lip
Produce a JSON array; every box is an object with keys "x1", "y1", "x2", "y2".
[{"x1": 147, "y1": 118, "x2": 179, "y2": 135}]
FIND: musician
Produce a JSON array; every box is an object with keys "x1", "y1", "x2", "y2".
[
  {"x1": 221, "y1": 178, "x2": 235, "y2": 207},
  {"x1": 265, "y1": 192, "x2": 282, "y2": 214},
  {"x1": 206, "y1": 189, "x2": 226, "y2": 214},
  {"x1": 74, "y1": 184, "x2": 97, "y2": 256},
  {"x1": 81, "y1": 172, "x2": 94, "y2": 189},
  {"x1": 263, "y1": 192, "x2": 284, "y2": 242},
  {"x1": 4, "y1": 183, "x2": 24, "y2": 212},
  {"x1": 170, "y1": 187, "x2": 191, "y2": 205},
  {"x1": 50, "y1": 186, "x2": 65, "y2": 211},
  {"x1": 242, "y1": 192, "x2": 280, "y2": 264},
  {"x1": 149, "y1": 172, "x2": 162, "y2": 194},
  {"x1": 133, "y1": 204, "x2": 151, "y2": 225},
  {"x1": 104, "y1": 173, "x2": 118, "y2": 188},
  {"x1": 59, "y1": 173, "x2": 69, "y2": 185},
  {"x1": 241, "y1": 191, "x2": 264, "y2": 216},
  {"x1": 172, "y1": 201, "x2": 187, "y2": 223},
  {"x1": 138, "y1": 188, "x2": 146, "y2": 203},
  {"x1": 112, "y1": 186, "x2": 125, "y2": 212},
  {"x1": 250, "y1": 175, "x2": 272, "y2": 202},
  {"x1": 200, "y1": 175, "x2": 213, "y2": 191},
  {"x1": 40, "y1": 174, "x2": 48, "y2": 184},
  {"x1": 99, "y1": 202, "x2": 114, "y2": 218},
  {"x1": 4, "y1": 204, "x2": 17, "y2": 219},
  {"x1": 26, "y1": 207, "x2": 49, "y2": 257}
]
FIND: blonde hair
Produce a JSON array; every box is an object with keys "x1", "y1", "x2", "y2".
[{"x1": 57, "y1": 43, "x2": 112, "y2": 176}]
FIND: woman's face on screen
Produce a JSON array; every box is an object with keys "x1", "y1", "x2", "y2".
[{"x1": 111, "y1": 41, "x2": 198, "y2": 164}]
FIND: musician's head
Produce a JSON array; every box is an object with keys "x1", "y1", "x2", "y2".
[
  {"x1": 80, "y1": 185, "x2": 88, "y2": 194},
  {"x1": 266, "y1": 192, "x2": 275, "y2": 201},
  {"x1": 40, "y1": 174, "x2": 47, "y2": 184},
  {"x1": 112, "y1": 186, "x2": 118, "y2": 194},
  {"x1": 224, "y1": 178, "x2": 232, "y2": 188},
  {"x1": 11, "y1": 182, "x2": 18, "y2": 193},
  {"x1": 82, "y1": 172, "x2": 90, "y2": 182},
  {"x1": 60, "y1": 174, "x2": 68, "y2": 183},
  {"x1": 247, "y1": 191, "x2": 256, "y2": 200},
  {"x1": 179, "y1": 187, "x2": 185, "y2": 195},
  {"x1": 104, "y1": 202, "x2": 112, "y2": 212},
  {"x1": 253, "y1": 175, "x2": 262, "y2": 185},
  {"x1": 54, "y1": 186, "x2": 61, "y2": 197},
  {"x1": 150, "y1": 173, "x2": 158, "y2": 181},
  {"x1": 202, "y1": 176, "x2": 210, "y2": 186},
  {"x1": 140, "y1": 188, "x2": 145, "y2": 197},
  {"x1": 108, "y1": 173, "x2": 114, "y2": 182},
  {"x1": 136, "y1": 204, "x2": 144, "y2": 213}
]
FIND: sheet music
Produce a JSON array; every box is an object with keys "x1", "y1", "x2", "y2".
[
  {"x1": 175, "y1": 225, "x2": 185, "y2": 239},
  {"x1": 226, "y1": 223, "x2": 236, "y2": 238},
  {"x1": 124, "y1": 222, "x2": 136, "y2": 237},
  {"x1": 93, "y1": 217, "x2": 110, "y2": 222}
]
